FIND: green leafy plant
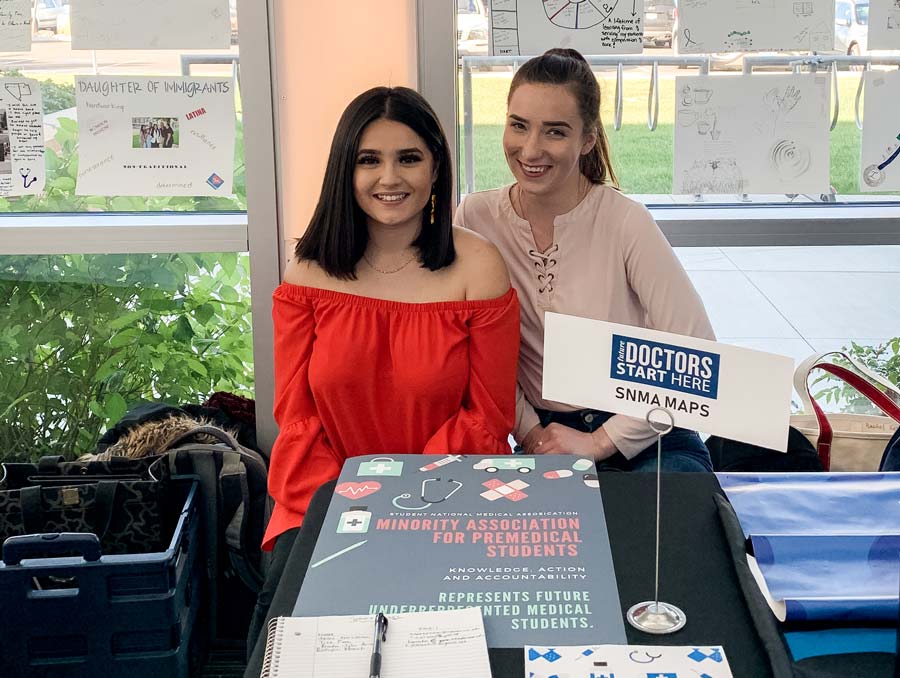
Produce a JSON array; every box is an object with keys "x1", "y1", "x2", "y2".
[
  {"x1": 0, "y1": 252, "x2": 254, "y2": 461},
  {"x1": 811, "y1": 339, "x2": 900, "y2": 414}
]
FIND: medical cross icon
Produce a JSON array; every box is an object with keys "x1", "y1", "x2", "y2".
[
  {"x1": 370, "y1": 463, "x2": 391, "y2": 474},
  {"x1": 480, "y1": 478, "x2": 529, "y2": 502},
  {"x1": 688, "y1": 648, "x2": 724, "y2": 663},
  {"x1": 345, "y1": 517, "x2": 364, "y2": 528}
]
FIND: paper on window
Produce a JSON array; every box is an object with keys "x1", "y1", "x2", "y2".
[
  {"x1": 74, "y1": 76, "x2": 235, "y2": 197},
  {"x1": 489, "y1": 0, "x2": 644, "y2": 56},
  {"x1": 71, "y1": 0, "x2": 230, "y2": 50},
  {"x1": 0, "y1": 77, "x2": 45, "y2": 197},
  {"x1": 673, "y1": 73, "x2": 830, "y2": 195},
  {"x1": 0, "y1": 0, "x2": 32, "y2": 52},
  {"x1": 868, "y1": 0, "x2": 900, "y2": 50},
  {"x1": 676, "y1": 0, "x2": 834, "y2": 53},
  {"x1": 860, "y1": 70, "x2": 900, "y2": 193}
]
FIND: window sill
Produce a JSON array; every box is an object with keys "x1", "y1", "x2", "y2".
[{"x1": 0, "y1": 212, "x2": 249, "y2": 254}]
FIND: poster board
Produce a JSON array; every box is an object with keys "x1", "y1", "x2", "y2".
[
  {"x1": 71, "y1": 0, "x2": 230, "y2": 50},
  {"x1": 295, "y1": 453, "x2": 627, "y2": 648},
  {"x1": 490, "y1": 0, "x2": 644, "y2": 56},
  {"x1": 860, "y1": 69, "x2": 900, "y2": 192},
  {"x1": 673, "y1": 73, "x2": 830, "y2": 195},
  {"x1": 75, "y1": 76, "x2": 236, "y2": 197},
  {"x1": 676, "y1": 0, "x2": 834, "y2": 53},
  {"x1": 868, "y1": 0, "x2": 900, "y2": 50},
  {"x1": 0, "y1": 77, "x2": 44, "y2": 197}
]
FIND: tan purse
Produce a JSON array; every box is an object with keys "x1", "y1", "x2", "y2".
[{"x1": 791, "y1": 351, "x2": 900, "y2": 471}]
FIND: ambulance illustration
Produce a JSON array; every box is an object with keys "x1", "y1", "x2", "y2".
[{"x1": 473, "y1": 458, "x2": 534, "y2": 473}]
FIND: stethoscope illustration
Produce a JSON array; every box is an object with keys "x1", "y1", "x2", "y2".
[
  {"x1": 20, "y1": 168, "x2": 37, "y2": 189},
  {"x1": 863, "y1": 133, "x2": 900, "y2": 188},
  {"x1": 392, "y1": 478, "x2": 462, "y2": 510}
]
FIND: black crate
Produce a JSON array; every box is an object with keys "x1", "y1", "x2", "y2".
[{"x1": 0, "y1": 481, "x2": 204, "y2": 677}]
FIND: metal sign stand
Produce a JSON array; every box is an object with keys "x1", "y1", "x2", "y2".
[{"x1": 625, "y1": 407, "x2": 687, "y2": 634}]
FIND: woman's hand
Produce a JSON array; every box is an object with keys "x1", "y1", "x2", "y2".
[{"x1": 530, "y1": 423, "x2": 618, "y2": 461}]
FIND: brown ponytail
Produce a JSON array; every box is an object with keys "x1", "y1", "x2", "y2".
[{"x1": 509, "y1": 48, "x2": 618, "y2": 187}]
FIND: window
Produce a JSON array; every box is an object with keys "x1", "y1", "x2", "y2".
[{"x1": 0, "y1": 252, "x2": 252, "y2": 458}]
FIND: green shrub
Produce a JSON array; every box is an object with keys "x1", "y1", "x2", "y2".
[{"x1": 0, "y1": 252, "x2": 254, "y2": 461}]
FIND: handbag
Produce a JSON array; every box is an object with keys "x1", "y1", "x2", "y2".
[
  {"x1": 791, "y1": 351, "x2": 900, "y2": 471},
  {"x1": 0, "y1": 479, "x2": 167, "y2": 556}
]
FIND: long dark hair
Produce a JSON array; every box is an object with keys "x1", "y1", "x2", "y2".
[
  {"x1": 509, "y1": 48, "x2": 618, "y2": 187},
  {"x1": 294, "y1": 86, "x2": 455, "y2": 280}
]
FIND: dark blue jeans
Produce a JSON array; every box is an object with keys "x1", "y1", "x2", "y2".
[{"x1": 535, "y1": 408, "x2": 713, "y2": 473}]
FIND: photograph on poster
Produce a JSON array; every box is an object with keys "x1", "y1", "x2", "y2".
[
  {"x1": 132, "y1": 117, "x2": 180, "y2": 149},
  {"x1": 868, "y1": 0, "x2": 900, "y2": 51},
  {"x1": 75, "y1": 76, "x2": 235, "y2": 197},
  {"x1": 0, "y1": 107, "x2": 9, "y2": 175},
  {"x1": 0, "y1": 0, "x2": 33, "y2": 52},
  {"x1": 676, "y1": 0, "x2": 834, "y2": 53},
  {"x1": 674, "y1": 74, "x2": 830, "y2": 195},
  {"x1": 71, "y1": 0, "x2": 230, "y2": 50},
  {"x1": 860, "y1": 70, "x2": 900, "y2": 192},
  {"x1": 0, "y1": 77, "x2": 45, "y2": 196},
  {"x1": 489, "y1": 0, "x2": 644, "y2": 56}
]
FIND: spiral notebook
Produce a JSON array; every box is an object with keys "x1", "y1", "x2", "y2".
[{"x1": 260, "y1": 606, "x2": 491, "y2": 677}]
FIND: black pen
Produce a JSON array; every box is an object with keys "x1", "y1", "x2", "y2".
[{"x1": 369, "y1": 612, "x2": 388, "y2": 678}]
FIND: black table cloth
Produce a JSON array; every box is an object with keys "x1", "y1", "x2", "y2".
[{"x1": 244, "y1": 472, "x2": 894, "y2": 677}]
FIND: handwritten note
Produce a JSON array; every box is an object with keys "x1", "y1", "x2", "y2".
[
  {"x1": 262, "y1": 607, "x2": 491, "y2": 678},
  {"x1": 74, "y1": 76, "x2": 235, "y2": 197},
  {"x1": 0, "y1": 0, "x2": 32, "y2": 52},
  {"x1": 0, "y1": 78, "x2": 45, "y2": 197},
  {"x1": 490, "y1": 0, "x2": 644, "y2": 56},
  {"x1": 71, "y1": 0, "x2": 230, "y2": 50},
  {"x1": 677, "y1": 0, "x2": 834, "y2": 53}
]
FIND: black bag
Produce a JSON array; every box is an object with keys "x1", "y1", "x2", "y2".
[
  {"x1": 150, "y1": 426, "x2": 269, "y2": 642},
  {"x1": 0, "y1": 456, "x2": 168, "y2": 556},
  {"x1": 707, "y1": 426, "x2": 824, "y2": 472},
  {"x1": 879, "y1": 426, "x2": 900, "y2": 471}
]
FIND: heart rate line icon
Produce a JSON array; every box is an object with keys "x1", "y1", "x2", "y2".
[{"x1": 335, "y1": 481, "x2": 382, "y2": 500}]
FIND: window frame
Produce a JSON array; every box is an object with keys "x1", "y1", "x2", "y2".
[{"x1": 0, "y1": 0, "x2": 284, "y2": 452}]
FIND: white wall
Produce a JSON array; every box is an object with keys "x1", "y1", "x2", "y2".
[{"x1": 274, "y1": 0, "x2": 419, "y2": 245}]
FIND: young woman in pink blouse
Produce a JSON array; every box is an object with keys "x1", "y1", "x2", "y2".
[{"x1": 456, "y1": 48, "x2": 716, "y2": 472}]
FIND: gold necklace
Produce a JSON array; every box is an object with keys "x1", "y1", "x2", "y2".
[{"x1": 363, "y1": 251, "x2": 417, "y2": 275}]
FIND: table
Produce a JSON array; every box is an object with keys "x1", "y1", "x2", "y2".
[{"x1": 245, "y1": 472, "x2": 895, "y2": 677}]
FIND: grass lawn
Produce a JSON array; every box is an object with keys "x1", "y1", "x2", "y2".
[{"x1": 461, "y1": 72, "x2": 870, "y2": 196}]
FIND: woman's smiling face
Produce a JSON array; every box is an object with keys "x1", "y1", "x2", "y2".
[
  {"x1": 503, "y1": 83, "x2": 595, "y2": 198},
  {"x1": 353, "y1": 118, "x2": 436, "y2": 232}
]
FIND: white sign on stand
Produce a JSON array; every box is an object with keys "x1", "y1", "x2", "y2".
[{"x1": 543, "y1": 314, "x2": 794, "y2": 451}]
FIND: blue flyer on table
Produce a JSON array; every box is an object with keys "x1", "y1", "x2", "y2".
[{"x1": 294, "y1": 454, "x2": 627, "y2": 647}]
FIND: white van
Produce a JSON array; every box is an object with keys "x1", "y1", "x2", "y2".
[{"x1": 834, "y1": 0, "x2": 868, "y2": 55}]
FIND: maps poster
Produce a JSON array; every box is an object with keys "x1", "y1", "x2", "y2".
[{"x1": 295, "y1": 454, "x2": 626, "y2": 648}]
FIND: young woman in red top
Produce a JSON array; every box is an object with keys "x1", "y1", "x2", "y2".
[{"x1": 249, "y1": 87, "x2": 520, "y2": 653}]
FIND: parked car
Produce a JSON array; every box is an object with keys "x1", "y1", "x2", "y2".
[
  {"x1": 32, "y1": 0, "x2": 67, "y2": 33},
  {"x1": 834, "y1": 0, "x2": 868, "y2": 55},
  {"x1": 643, "y1": 0, "x2": 676, "y2": 48},
  {"x1": 458, "y1": 0, "x2": 489, "y2": 59}
]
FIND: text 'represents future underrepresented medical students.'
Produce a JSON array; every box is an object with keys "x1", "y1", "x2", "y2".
[
  {"x1": 456, "y1": 49, "x2": 715, "y2": 473},
  {"x1": 250, "y1": 86, "x2": 520, "y2": 653}
]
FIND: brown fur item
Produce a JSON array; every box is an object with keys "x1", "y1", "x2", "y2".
[{"x1": 87, "y1": 414, "x2": 238, "y2": 461}]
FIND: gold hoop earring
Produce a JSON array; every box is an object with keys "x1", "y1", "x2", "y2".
[{"x1": 429, "y1": 193, "x2": 436, "y2": 225}]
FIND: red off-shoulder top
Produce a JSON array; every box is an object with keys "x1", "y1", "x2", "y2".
[{"x1": 262, "y1": 283, "x2": 520, "y2": 550}]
